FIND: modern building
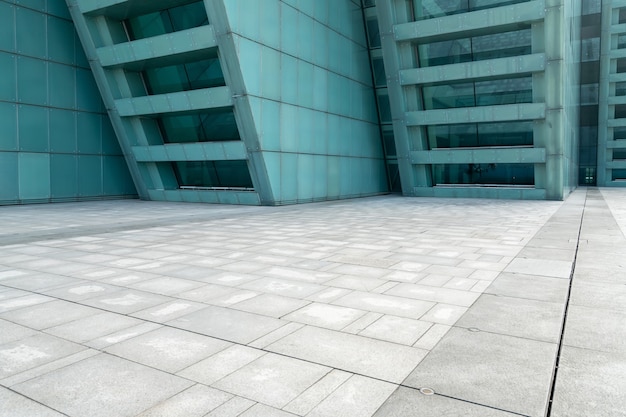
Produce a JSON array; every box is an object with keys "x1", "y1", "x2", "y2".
[{"x1": 0, "y1": 0, "x2": 623, "y2": 206}]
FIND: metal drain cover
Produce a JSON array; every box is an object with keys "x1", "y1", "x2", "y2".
[{"x1": 420, "y1": 387, "x2": 435, "y2": 396}]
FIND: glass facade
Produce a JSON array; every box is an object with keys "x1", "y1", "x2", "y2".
[
  {"x1": 3, "y1": 0, "x2": 623, "y2": 205},
  {"x1": 0, "y1": 0, "x2": 136, "y2": 205}
]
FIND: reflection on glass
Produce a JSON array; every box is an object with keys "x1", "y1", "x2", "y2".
[
  {"x1": 142, "y1": 57, "x2": 225, "y2": 96},
  {"x1": 408, "y1": 0, "x2": 530, "y2": 21},
  {"x1": 427, "y1": 121, "x2": 533, "y2": 148},
  {"x1": 417, "y1": 29, "x2": 531, "y2": 67},
  {"x1": 614, "y1": 150, "x2": 626, "y2": 160},
  {"x1": 158, "y1": 109, "x2": 240, "y2": 144},
  {"x1": 612, "y1": 169, "x2": 626, "y2": 180},
  {"x1": 124, "y1": 1, "x2": 208, "y2": 41},
  {"x1": 432, "y1": 163, "x2": 534, "y2": 185},
  {"x1": 422, "y1": 77, "x2": 532, "y2": 109},
  {"x1": 173, "y1": 160, "x2": 253, "y2": 188}
]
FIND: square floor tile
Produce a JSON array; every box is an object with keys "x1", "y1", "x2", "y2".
[
  {"x1": 12, "y1": 353, "x2": 193, "y2": 417},
  {"x1": 213, "y1": 353, "x2": 330, "y2": 408}
]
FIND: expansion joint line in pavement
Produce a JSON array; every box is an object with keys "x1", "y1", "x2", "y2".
[{"x1": 544, "y1": 190, "x2": 588, "y2": 417}]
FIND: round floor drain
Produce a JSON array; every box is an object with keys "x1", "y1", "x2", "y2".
[
  {"x1": 420, "y1": 387, "x2": 435, "y2": 396},
  {"x1": 468, "y1": 327, "x2": 480, "y2": 332}
]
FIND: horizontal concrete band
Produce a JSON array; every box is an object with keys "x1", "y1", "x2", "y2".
[
  {"x1": 394, "y1": 0, "x2": 545, "y2": 43},
  {"x1": 410, "y1": 147, "x2": 546, "y2": 164},
  {"x1": 132, "y1": 142, "x2": 248, "y2": 162},
  {"x1": 405, "y1": 103, "x2": 546, "y2": 126},
  {"x1": 607, "y1": 118, "x2": 626, "y2": 127},
  {"x1": 609, "y1": 49, "x2": 626, "y2": 60},
  {"x1": 77, "y1": 0, "x2": 197, "y2": 19},
  {"x1": 399, "y1": 54, "x2": 546, "y2": 86},
  {"x1": 606, "y1": 160, "x2": 626, "y2": 169},
  {"x1": 607, "y1": 95, "x2": 626, "y2": 105},
  {"x1": 607, "y1": 139, "x2": 626, "y2": 149},
  {"x1": 114, "y1": 86, "x2": 233, "y2": 116},
  {"x1": 147, "y1": 188, "x2": 261, "y2": 205},
  {"x1": 97, "y1": 26, "x2": 218, "y2": 69},
  {"x1": 609, "y1": 73, "x2": 626, "y2": 83},
  {"x1": 610, "y1": 23, "x2": 626, "y2": 34}
]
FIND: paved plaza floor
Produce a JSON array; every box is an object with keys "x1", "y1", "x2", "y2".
[{"x1": 0, "y1": 188, "x2": 625, "y2": 417}]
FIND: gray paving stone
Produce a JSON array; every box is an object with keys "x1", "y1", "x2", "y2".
[
  {"x1": 283, "y1": 369, "x2": 352, "y2": 415},
  {"x1": 283, "y1": 303, "x2": 365, "y2": 330},
  {"x1": 0, "y1": 273, "x2": 79, "y2": 292},
  {"x1": 0, "y1": 386, "x2": 65, "y2": 417},
  {"x1": 551, "y1": 346, "x2": 626, "y2": 417},
  {"x1": 0, "y1": 319, "x2": 37, "y2": 344},
  {"x1": 230, "y1": 294, "x2": 310, "y2": 318},
  {"x1": 105, "y1": 326, "x2": 231, "y2": 373},
  {"x1": 44, "y1": 312, "x2": 143, "y2": 343},
  {"x1": 136, "y1": 384, "x2": 232, "y2": 417},
  {"x1": 563, "y1": 305, "x2": 626, "y2": 353},
  {"x1": 307, "y1": 375, "x2": 397, "y2": 417},
  {"x1": 333, "y1": 290, "x2": 434, "y2": 319},
  {"x1": 0, "y1": 300, "x2": 100, "y2": 330},
  {"x1": 267, "y1": 325, "x2": 427, "y2": 383},
  {"x1": 12, "y1": 353, "x2": 193, "y2": 417},
  {"x1": 504, "y1": 258, "x2": 572, "y2": 278},
  {"x1": 177, "y1": 344, "x2": 265, "y2": 385},
  {"x1": 456, "y1": 294, "x2": 564, "y2": 343},
  {"x1": 131, "y1": 300, "x2": 208, "y2": 322},
  {"x1": 0, "y1": 333, "x2": 85, "y2": 379},
  {"x1": 240, "y1": 403, "x2": 298, "y2": 417},
  {"x1": 359, "y1": 315, "x2": 431, "y2": 345},
  {"x1": 168, "y1": 305, "x2": 285, "y2": 344},
  {"x1": 42, "y1": 281, "x2": 121, "y2": 302},
  {"x1": 403, "y1": 327, "x2": 557, "y2": 417},
  {"x1": 385, "y1": 283, "x2": 481, "y2": 307},
  {"x1": 373, "y1": 387, "x2": 519, "y2": 417},
  {"x1": 0, "y1": 294, "x2": 53, "y2": 314},
  {"x1": 204, "y1": 396, "x2": 256, "y2": 417},
  {"x1": 485, "y1": 272, "x2": 569, "y2": 303},
  {"x1": 241, "y1": 278, "x2": 325, "y2": 298},
  {"x1": 213, "y1": 353, "x2": 330, "y2": 408},
  {"x1": 569, "y1": 280, "x2": 626, "y2": 312},
  {"x1": 82, "y1": 289, "x2": 173, "y2": 314}
]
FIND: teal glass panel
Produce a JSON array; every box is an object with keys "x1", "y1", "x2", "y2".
[
  {"x1": 50, "y1": 154, "x2": 78, "y2": 198},
  {"x1": 48, "y1": 62, "x2": 76, "y2": 109},
  {"x1": 616, "y1": 82, "x2": 626, "y2": 96},
  {"x1": 16, "y1": 7, "x2": 46, "y2": 58},
  {"x1": 417, "y1": 29, "x2": 532, "y2": 67},
  {"x1": 124, "y1": 1, "x2": 208, "y2": 41},
  {"x1": 0, "y1": 3, "x2": 15, "y2": 53},
  {"x1": 101, "y1": 116, "x2": 122, "y2": 155},
  {"x1": 0, "y1": 152, "x2": 19, "y2": 200},
  {"x1": 612, "y1": 169, "x2": 626, "y2": 180},
  {"x1": 17, "y1": 56, "x2": 47, "y2": 105},
  {"x1": 103, "y1": 156, "x2": 135, "y2": 194},
  {"x1": 387, "y1": 162, "x2": 402, "y2": 192},
  {"x1": 423, "y1": 77, "x2": 532, "y2": 109},
  {"x1": 0, "y1": 53, "x2": 16, "y2": 102},
  {"x1": 613, "y1": 150, "x2": 626, "y2": 160},
  {"x1": 158, "y1": 108, "x2": 240, "y2": 143},
  {"x1": 427, "y1": 121, "x2": 533, "y2": 148},
  {"x1": 49, "y1": 109, "x2": 77, "y2": 153},
  {"x1": 78, "y1": 155, "x2": 102, "y2": 196},
  {"x1": 77, "y1": 112, "x2": 102, "y2": 154},
  {"x1": 18, "y1": 0, "x2": 45, "y2": 12},
  {"x1": 383, "y1": 127, "x2": 396, "y2": 157},
  {"x1": 47, "y1": 0, "x2": 72, "y2": 19},
  {"x1": 372, "y1": 57, "x2": 386, "y2": 87},
  {"x1": 47, "y1": 16, "x2": 75, "y2": 65},
  {"x1": 431, "y1": 163, "x2": 534, "y2": 185},
  {"x1": 0, "y1": 102, "x2": 18, "y2": 151},
  {"x1": 142, "y1": 57, "x2": 225, "y2": 96},
  {"x1": 76, "y1": 68, "x2": 103, "y2": 112},
  {"x1": 18, "y1": 152, "x2": 50, "y2": 199},
  {"x1": 172, "y1": 160, "x2": 253, "y2": 188},
  {"x1": 365, "y1": 15, "x2": 381, "y2": 48},
  {"x1": 614, "y1": 127, "x2": 626, "y2": 140},
  {"x1": 376, "y1": 91, "x2": 392, "y2": 123},
  {"x1": 18, "y1": 105, "x2": 48, "y2": 152},
  {"x1": 409, "y1": 0, "x2": 530, "y2": 20}
]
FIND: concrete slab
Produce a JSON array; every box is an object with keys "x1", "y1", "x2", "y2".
[
  {"x1": 456, "y1": 294, "x2": 564, "y2": 343},
  {"x1": 373, "y1": 387, "x2": 520, "y2": 416},
  {"x1": 44, "y1": 311, "x2": 143, "y2": 343},
  {"x1": 0, "y1": 386, "x2": 65, "y2": 417},
  {"x1": 104, "y1": 326, "x2": 231, "y2": 373},
  {"x1": 385, "y1": 283, "x2": 481, "y2": 307},
  {"x1": 403, "y1": 327, "x2": 557, "y2": 417},
  {"x1": 168, "y1": 305, "x2": 285, "y2": 344},
  {"x1": 563, "y1": 305, "x2": 626, "y2": 353},
  {"x1": 485, "y1": 272, "x2": 569, "y2": 303},
  {"x1": 283, "y1": 303, "x2": 365, "y2": 330},
  {"x1": 177, "y1": 344, "x2": 265, "y2": 385},
  {"x1": 332, "y1": 290, "x2": 434, "y2": 319},
  {"x1": 213, "y1": 353, "x2": 330, "y2": 408},
  {"x1": 504, "y1": 258, "x2": 572, "y2": 278},
  {"x1": 306, "y1": 375, "x2": 396, "y2": 417},
  {"x1": 12, "y1": 353, "x2": 192, "y2": 417},
  {"x1": 551, "y1": 346, "x2": 626, "y2": 417},
  {"x1": 267, "y1": 325, "x2": 428, "y2": 383},
  {"x1": 136, "y1": 384, "x2": 232, "y2": 417}
]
